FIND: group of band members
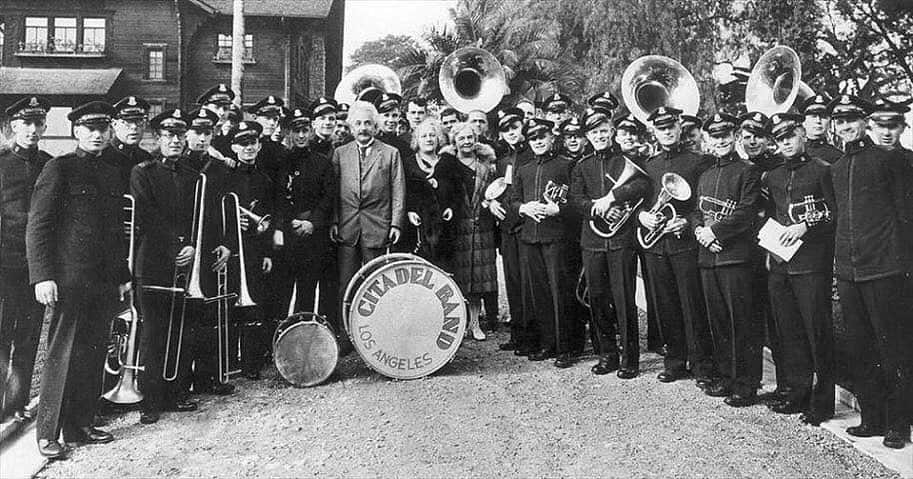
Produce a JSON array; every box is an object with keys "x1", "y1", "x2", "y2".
[{"x1": 1, "y1": 79, "x2": 911, "y2": 459}]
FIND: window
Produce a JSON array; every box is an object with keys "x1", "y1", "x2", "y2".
[
  {"x1": 24, "y1": 17, "x2": 48, "y2": 52},
  {"x1": 147, "y1": 48, "x2": 164, "y2": 80},
  {"x1": 214, "y1": 33, "x2": 253, "y2": 62},
  {"x1": 52, "y1": 17, "x2": 76, "y2": 52},
  {"x1": 82, "y1": 18, "x2": 105, "y2": 52},
  {"x1": 147, "y1": 100, "x2": 165, "y2": 118}
]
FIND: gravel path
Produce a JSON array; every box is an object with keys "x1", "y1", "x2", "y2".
[{"x1": 39, "y1": 328, "x2": 898, "y2": 479}]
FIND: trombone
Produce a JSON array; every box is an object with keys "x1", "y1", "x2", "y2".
[
  {"x1": 215, "y1": 192, "x2": 259, "y2": 384},
  {"x1": 102, "y1": 194, "x2": 144, "y2": 404}
]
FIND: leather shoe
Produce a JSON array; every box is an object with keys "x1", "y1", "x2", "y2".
[
  {"x1": 724, "y1": 393, "x2": 757, "y2": 408},
  {"x1": 591, "y1": 356, "x2": 618, "y2": 375},
  {"x1": 554, "y1": 353, "x2": 576, "y2": 368},
  {"x1": 617, "y1": 368, "x2": 639, "y2": 379},
  {"x1": 799, "y1": 412, "x2": 831, "y2": 427},
  {"x1": 528, "y1": 349, "x2": 556, "y2": 361},
  {"x1": 140, "y1": 410, "x2": 160, "y2": 424},
  {"x1": 846, "y1": 423, "x2": 885, "y2": 438},
  {"x1": 769, "y1": 400, "x2": 804, "y2": 415},
  {"x1": 499, "y1": 341, "x2": 519, "y2": 351},
  {"x1": 37, "y1": 439, "x2": 69, "y2": 459},
  {"x1": 695, "y1": 377, "x2": 713, "y2": 389},
  {"x1": 166, "y1": 399, "x2": 198, "y2": 412},
  {"x1": 514, "y1": 348, "x2": 533, "y2": 357},
  {"x1": 704, "y1": 382, "x2": 732, "y2": 398},
  {"x1": 69, "y1": 426, "x2": 114, "y2": 444},
  {"x1": 657, "y1": 369, "x2": 690, "y2": 383},
  {"x1": 883, "y1": 429, "x2": 910, "y2": 449}
]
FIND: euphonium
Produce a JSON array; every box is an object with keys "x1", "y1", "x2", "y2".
[
  {"x1": 589, "y1": 158, "x2": 647, "y2": 238},
  {"x1": 636, "y1": 173, "x2": 692, "y2": 249},
  {"x1": 102, "y1": 194, "x2": 144, "y2": 404}
]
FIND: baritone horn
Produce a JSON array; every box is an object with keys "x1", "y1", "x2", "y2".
[
  {"x1": 589, "y1": 159, "x2": 647, "y2": 238},
  {"x1": 102, "y1": 194, "x2": 144, "y2": 404},
  {"x1": 636, "y1": 173, "x2": 692, "y2": 249},
  {"x1": 334, "y1": 64, "x2": 402, "y2": 105},
  {"x1": 621, "y1": 55, "x2": 700, "y2": 124},
  {"x1": 439, "y1": 47, "x2": 506, "y2": 114},
  {"x1": 745, "y1": 45, "x2": 803, "y2": 116}
]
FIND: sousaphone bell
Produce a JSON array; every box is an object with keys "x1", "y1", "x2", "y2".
[
  {"x1": 439, "y1": 47, "x2": 506, "y2": 114},
  {"x1": 621, "y1": 55, "x2": 700, "y2": 124},
  {"x1": 334, "y1": 64, "x2": 403, "y2": 105},
  {"x1": 745, "y1": 45, "x2": 804, "y2": 116}
]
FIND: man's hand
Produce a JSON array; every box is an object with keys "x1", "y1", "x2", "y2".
[
  {"x1": 591, "y1": 196, "x2": 614, "y2": 218},
  {"x1": 272, "y1": 230, "x2": 285, "y2": 249},
  {"x1": 542, "y1": 198, "x2": 560, "y2": 217},
  {"x1": 695, "y1": 226, "x2": 718, "y2": 249},
  {"x1": 408, "y1": 212, "x2": 422, "y2": 226},
  {"x1": 330, "y1": 225, "x2": 341, "y2": 243},
  {"x1": 638, "y1": 210, "x2": 660, "y2": 230},
  {"x1": 239, "y1": 215, "x2": 251, "y2": 232},
  {"x1": 519, "y1": 202, "x2": 546, "y2": 223},
  {"x1": 118, "y1": 282, "x2": 132, "y2": 301},
  {"x1": 604, "y1": 206, "x2": 625, "y2": 223},
  {"x1": 389, "y1": 226, "x2": 401, "y2": 244},
  {"x1": 212, "y1": 245, "x2": 231, "y2": 272},
  {"x1": 292, "y1": 219, "x2": 315, "y2": 237},
  {"x1": 442, "y1": 208, "x2": 454, "y2": 222},
  {"x1": 779, "y1": 222, "x2": 808, "y2": 247},
  {"x1": 175, "y1": 246, "x2": 195, "y2": 268},
  {"x1": 664, "y1": 216, "x2": 687, "y2": 235},
  {"x1": 708, "y1": 241, "x2": 723, "y2": 253},
  {"x1": 488, "y1": 200, "x2": 506, "y2": 220},
  {"x1": 262, "y1": 257, "x2": 273, "y2": 274},
  {"x1": 35, "y1": 280, "x2": 58, "y2": 306}
]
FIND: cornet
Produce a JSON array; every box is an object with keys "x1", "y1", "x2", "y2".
[
  {"x1": 543, "y1": 180, "x2": 568, "y2": 204},
  {"x1": 636, "y1": 173, "x2": 692, "y2": 249},
  {"x1": 589, "y1": 158, "x2": 647, "y2": 238},
  {"x1": 699, "y1": 195, "x2": 736, "y2": 226},
  {"x1": 788, "y1": 195, "x2": 830, "y2": 227}
]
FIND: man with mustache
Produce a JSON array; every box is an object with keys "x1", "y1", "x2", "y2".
[
  {"x1": 0, "y1": 96, "x2": 52, "y2": 424},
  {"x1": 28, "y1": 101, "x2": 131, "y2": 458}
]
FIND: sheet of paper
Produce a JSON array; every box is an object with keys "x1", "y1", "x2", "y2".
[{"x1": 757, "y1": 218, "x2": 803, "y2": 262}]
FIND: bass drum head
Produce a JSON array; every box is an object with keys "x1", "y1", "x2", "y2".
[
  {"x1": 273, "y1": 312, "x2": 338, "y2": 387},
  {"x1": 347, "y1": 255, "x2": 467, "y2": 379},
  {"x1": 341, "y1": 253, "x2": 424, "y2": 336}
]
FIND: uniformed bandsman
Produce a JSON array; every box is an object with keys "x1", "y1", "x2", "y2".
[
  {"x1": 28, "y1": 101, "x2": 131, "y2": 458},
  {"x1": 110, "y1": 96, "x2": 153, "y2": 183},
  {"x1": 559, "y1": 117, "x2": 588, "y2": 162},
  {"x1": 510, "y1": 118, "x2": 577, "y2": 366},
  {"x1": 333, "y1": 103, "x2": 353, "y2": 147},
  {"x1": 543, "y1": 93, "x2": 573, "y2": 134},
  {"x1": 763, "y1": 113, "x2": 836, "y2": 426},
  {"x1": 800, "y1": 94, "x2": 842, "y2": 164},
  {"x1": 198, "y1": 84, "x2": 237, "y2": 158},
  {"x1": 558, "y1": 116, "x2": 589, "y2": 356},
  {"x1": 680, "y1": 114, "x2": 704, "y2": 154},
  {"x1": 587, "y1": 92, "x2": 619, "y2": 117},
  {"x1": 694, "y1": 113, "x2": 763, "y2": 407},
  {"x1": 570, "y1": 109, "x2": 650, "y2": 376},
  {"x1": 0, "y1": 96, "x2": 52, "y2": 423},
  {"x1": 637, "y1": 107, "x2": 715, "y2": 385},
  {"x1": 829, "y1": 94, "x2": 911, "y2": 449}
]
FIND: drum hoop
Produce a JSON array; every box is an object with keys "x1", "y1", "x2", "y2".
[{"x1": 274, "y1": 311, "x2": 330, "y2": 344}]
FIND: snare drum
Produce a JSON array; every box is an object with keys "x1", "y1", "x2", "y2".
[
  {"x1": 342, "y1": 253, "x2": 467, "y2": 379},
  {"x1": 273, "y1": 312, "x2": 338, "y2": 387}
]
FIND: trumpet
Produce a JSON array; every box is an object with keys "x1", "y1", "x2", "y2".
[
  {"x1": 699, "y1": 195, "x2": 736, "y2": 226},
  {"x1": 589, "y1": 158, "x2": 647, "y2": 238},
  {"x1": 102, "y1": 194, "x2": 144, "y2": 404},
  {"x1": 636, "y1": 173, "x2": 692, "y2": 249},
  {"x1": 788, "y1": 195, "x2": 830, "y2": 226}
]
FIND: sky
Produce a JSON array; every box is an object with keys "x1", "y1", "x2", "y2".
[{"x1": 343, "y1": 0, "x2": 456, "y2": 68}]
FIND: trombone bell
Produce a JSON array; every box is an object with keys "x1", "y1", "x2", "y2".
[{"x1": 439, "y1": 47, "x2": 506, "y2": 114}]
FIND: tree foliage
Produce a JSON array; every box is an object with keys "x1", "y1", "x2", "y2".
[{"x1": 348, "y1": 34, "x2": 424, "y2": 73}]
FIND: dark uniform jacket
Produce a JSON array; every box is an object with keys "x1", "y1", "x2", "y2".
[
  {"x1": 570, "y1": 147, "x2": 650, "y2": 251},
  {"x1": 694, "y1": 152, "x2": 762, "y2": 267},
  {"x1": 493, "y1": 140, "x2": 527, "y2": 234},
  {"x1": 27, "y1": 147, "x2": 131, "y2": 288},
  {"x1": 130, "y1": 156, "x2": 201, "y2": 284},
  {"x1": 509, "y1": 149, "x2": 574, "y2": 244},
  {"x1": 256, "y1": 137, "x2": 289, "y2": 188},
  {"x1": 278, "y1": 146, "x2": 335, "y2": 247},
  {"x1": 224, "y1": 160, "x2": 276, "y2": 263},
  {"x1": 1, "y1": 143, "x2": 51, "y2": 271},
  {"x1": 764, "y1": 153, "x2": 835, "y2": 275},
  {"x1": 310, "y1": 135, "x2": 335, "y2": 162},
  {"x1": 831, "y1": 137, "x2": 911, "y2": 281},
  {"x1": 640, "y1": 144, "x2": 712, "y2": 256},
  {"x1": 110, "y1": 136, "x2": 153, "y2": 186},
  {"x1": 806, "y1": 138, "x2": 842, "y2": 164}
]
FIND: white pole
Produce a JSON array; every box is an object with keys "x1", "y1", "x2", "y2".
[{"x1": 231, "y1": 0, "x2": 245, "y2": 106}]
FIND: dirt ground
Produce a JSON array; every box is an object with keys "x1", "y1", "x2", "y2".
[{"x1": 38, "y1": 322, "x2": 899, "y2": 479}]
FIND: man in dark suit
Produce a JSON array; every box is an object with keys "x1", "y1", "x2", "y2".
[
  {"x1": 331, "y1": 101, "x2": 405, "y2": 300},
  {"x1": 0, "y1": 96, "x2": 52, "y2": 423},
  {"x1": 109, "y1": 96, "x2": 153, "y2": 184},
  {"x1": 27, "y1": 101, "x2": 131, "y2": 458}
]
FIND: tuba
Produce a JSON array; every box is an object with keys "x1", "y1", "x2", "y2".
[
  {"x1": 621, "y1": 55, "x2": 700, "y2": 124},
  {"x1": 589, "y1": 158, "x2": 647, "y2": 238},
  {"x1": 102, "y1": 194, "x2": 144, "y2": 404},
  {"x1": 334, "y1": 64, "x2": 402, "y2": 105},
  {"x1": 636, "y1": 173, "x2": 692, "y2": 249},
  {"x1": 439, "y1": 47, "x2": 506, "y2": 114},
  {"x1": 745, "y1": 45, "x2": 803, "y2": 116}
]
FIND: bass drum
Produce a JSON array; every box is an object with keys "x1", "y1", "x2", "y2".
[
  {"x1": 343, "y1": 253, "x2": 467, "y2": 379},
  {"x1": 273, "y1": 312, "x2": 338, "y2": 387}
]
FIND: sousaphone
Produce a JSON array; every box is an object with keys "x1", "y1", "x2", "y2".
[
  {"x1": 621, "y1": 55, "x2": 700, "y2": 124},
  {"x1": 334, "y1": 64, "x2": 403, "y2": 105},
  {"x1": 745, "y1": 45, "x2": 807, "y2": 115},
  {"x1": 439, "y1": 47, "x2": 506, "y2": 113}
]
